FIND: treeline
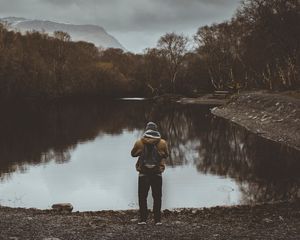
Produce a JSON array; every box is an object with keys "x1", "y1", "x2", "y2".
[
  {"x1": 0, "y1": 28, "x2": 129, "y2": 99},
  {"x1": 0, "y1": 0, "x2": 299, "y2": 99},
  {"x1": 195, "y1": 0, "x2": 300, "y2": 91}
]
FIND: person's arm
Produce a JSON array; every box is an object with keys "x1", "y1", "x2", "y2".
[
  {"x1": 157, "y1": 139, "x2": 168, "y2": 173},
  {"x1": 159, "y1": 139, "x2": 169, "y2": 158},
  {"x1": 135, "y1": 158, "x2": 142, "y2": 172},
  {"x1": 131, "y1": 140, "x2": 143, "y2": 157},
  {"x1": 158, "y1": 158, "x2": 166, "y2": 173}
]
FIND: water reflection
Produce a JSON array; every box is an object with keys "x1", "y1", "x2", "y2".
[
  {"x1": 197, "y1": 117, "x2": 300, "y2": 204},
  {"x1": 0, "y1": 100, "x2": 299, "y2": 209},
  {"x1": 0, "y1": 100, "x2": 148, "y2": 179}
]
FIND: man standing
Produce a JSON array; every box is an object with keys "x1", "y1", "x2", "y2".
[{"x1": 131, "y1": 122, "x2": 169, "y2": 225}]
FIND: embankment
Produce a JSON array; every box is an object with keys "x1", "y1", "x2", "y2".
[{"x1": 211, "y1": 91, "x2": 300, "y2": 151}]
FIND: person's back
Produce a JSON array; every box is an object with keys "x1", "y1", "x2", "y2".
[{"x1": 131, "y1": 122, "x2": 168, "y2": 225}]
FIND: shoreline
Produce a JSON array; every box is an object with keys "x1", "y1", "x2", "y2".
[
  {"x1": 209, "y1": 91, "x2": 300, "y2": 151},
  {"x1": 1, "y1": 201, "x2": 299, "y2": 239}
]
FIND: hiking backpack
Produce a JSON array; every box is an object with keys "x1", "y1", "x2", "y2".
[{"x1": 139, "y1": 143, "x2": 162, "y2": 169}]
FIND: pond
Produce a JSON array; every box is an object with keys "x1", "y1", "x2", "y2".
[{"x1": 0, "y1": 100, "x2": 299, "y2": 211}]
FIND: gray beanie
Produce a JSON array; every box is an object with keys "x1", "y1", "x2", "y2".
[{"x1": 145, "y1": 122, "x2": 158, "y2": 131}]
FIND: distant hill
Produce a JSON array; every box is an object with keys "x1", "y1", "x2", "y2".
[{"x1": 0, "y1": 17, "x2": 125, "y2": 50}]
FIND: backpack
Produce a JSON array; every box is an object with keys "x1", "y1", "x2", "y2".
[{"x1": 139, "y1": 143, "x2": 162, "y2": 172}]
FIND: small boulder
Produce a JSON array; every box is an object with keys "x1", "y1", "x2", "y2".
[
  {"x1": 130, "y1": 218, "x2": 138, "y2": 223},
  {"x1": 263, "y1": 218, "x2": 272, "y2": 223},
  {"x1": 51, "y1": 203, "x2": 73, "y2": 213}
]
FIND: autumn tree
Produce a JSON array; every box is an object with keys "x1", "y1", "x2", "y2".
[
  {"x1": 53, "y1": 31, "x2": 71, "y2": 42},
  {"x1": 141, "y1": 48, "x2": 167, "y2": 95},
  {"x1": 194, "y1": 0, "x2": 299, "y2": 91},
  {"x1": 236, "y1": 0, "x2": 300, "y2": 89},
  {"x1": 195, "y1": 22, "x2": 245, "y2": 91},
  {"x1": 0, "y1": 25, "x2": 131, "y2": 99},
  {"x1": 157, "y1": 32, "x2": 189, "y2": 93}
]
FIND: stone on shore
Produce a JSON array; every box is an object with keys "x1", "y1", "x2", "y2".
[{"x1": 51, "y1": 203, "x2": 73, "y2": 213}]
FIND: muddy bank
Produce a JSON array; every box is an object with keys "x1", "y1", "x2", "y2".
[
  {"x1": 0, "y1": 201, "x2": 300, "y2": 240},
  {"x1": 152, "y1": 93, "x2": 229, "y2": 105},
  {"x1": 211, "y1": 91, "x2": 300, "y2": 151},
  {"x1": 178, "y1": 94, "x2": 229, "y2": 105}
]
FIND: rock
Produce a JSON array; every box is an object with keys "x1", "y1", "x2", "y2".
[
  {"x1": 200, "y1": 224, "x2": 209, "y2": 227},
  {"x1": 88, "y1": 221, "x2": 98, "y2": 229},
  {"x1": 163, "y1": 209, "x2": 172, "y2": 216},
  {"x1": 263, "y1": 218, "x2": 272, "y2": 223},
  {"x1": 9, "y1": 237, "x2": 19, "y2": 240},
  {"x1": 261, "y1": 116, "x2": 270, "y2": 122},
  {"x1": 51, "y1": 203, "x2": 73, "y2": 213},
  {"x1": 130, "y1": 218, "x2": 138, "y2": 222}
]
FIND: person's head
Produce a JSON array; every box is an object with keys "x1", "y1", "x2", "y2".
[
  {"x1": 143, "y1": 122, "x2": 161, "y2": 139},
  {"x1": 145, "y1": 122, "x2": 158, "y2": 131}
]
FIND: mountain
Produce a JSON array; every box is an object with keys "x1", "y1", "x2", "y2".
[{"x1": 0, "y1": 17, "x2": 125, "y2": 50}]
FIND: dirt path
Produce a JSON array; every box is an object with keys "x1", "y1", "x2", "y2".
[
  {"x1": 211, "y1": 91, "x2": 300, "y2": 150},
  {"x1": 0, "y1": 201, "x2": 300, "y2": 240}
]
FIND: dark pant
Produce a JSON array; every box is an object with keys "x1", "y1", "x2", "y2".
[{"x1": 138, "y1": 174, "x2": 162, "y2": 222}]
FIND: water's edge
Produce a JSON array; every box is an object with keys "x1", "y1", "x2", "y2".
[{"x1": 210, "y1": 91, "x2": 300, "y2": 151}]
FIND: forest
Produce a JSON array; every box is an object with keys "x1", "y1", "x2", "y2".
[{"x1": 0, "y1": 0, "x2": 299, "y2": 99}]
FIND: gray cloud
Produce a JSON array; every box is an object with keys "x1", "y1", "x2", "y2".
[{"x1": 0, "y1": 0, "x2": 241, "y2": 52}]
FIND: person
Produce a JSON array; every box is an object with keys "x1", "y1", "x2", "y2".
[{"x1": 131, "y1": 122, "x2": 169, "y2": 225}]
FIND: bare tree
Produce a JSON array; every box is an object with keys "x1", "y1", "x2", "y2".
[
  {"x1": 157, "y1": 32, "x2": 189, "y2": 93},
  {"x1": 53, "y1": 31, "x2": 71, "y2": 42}
]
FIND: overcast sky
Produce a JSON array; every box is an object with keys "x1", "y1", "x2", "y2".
[{"x1": 0, "y1": 0, "x2": 241, "y2": 52}]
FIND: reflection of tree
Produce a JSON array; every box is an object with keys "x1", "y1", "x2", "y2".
[
  {"x1": 0, "y1": 100, "x2": 150, "y2": 178},
  {"x1": 1, "y1": 100, "x2": 299, "y2": 205},
  {"x1": 240, "y1": 180, "x2": 300, "y2": 205},
  {"x1": 148, "y1": 103, "x2": 212, "y2": 166},
  {"x1": 0, "y1": 100, "x2": 212, "y2": 178},
  {"x1": 196, "y1": 117, "x2": 300, "y2": 203}
]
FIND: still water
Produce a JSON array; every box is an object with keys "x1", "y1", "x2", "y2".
[{"x1": 0, "y1": 100, "x2": 299, "y2": 211}]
